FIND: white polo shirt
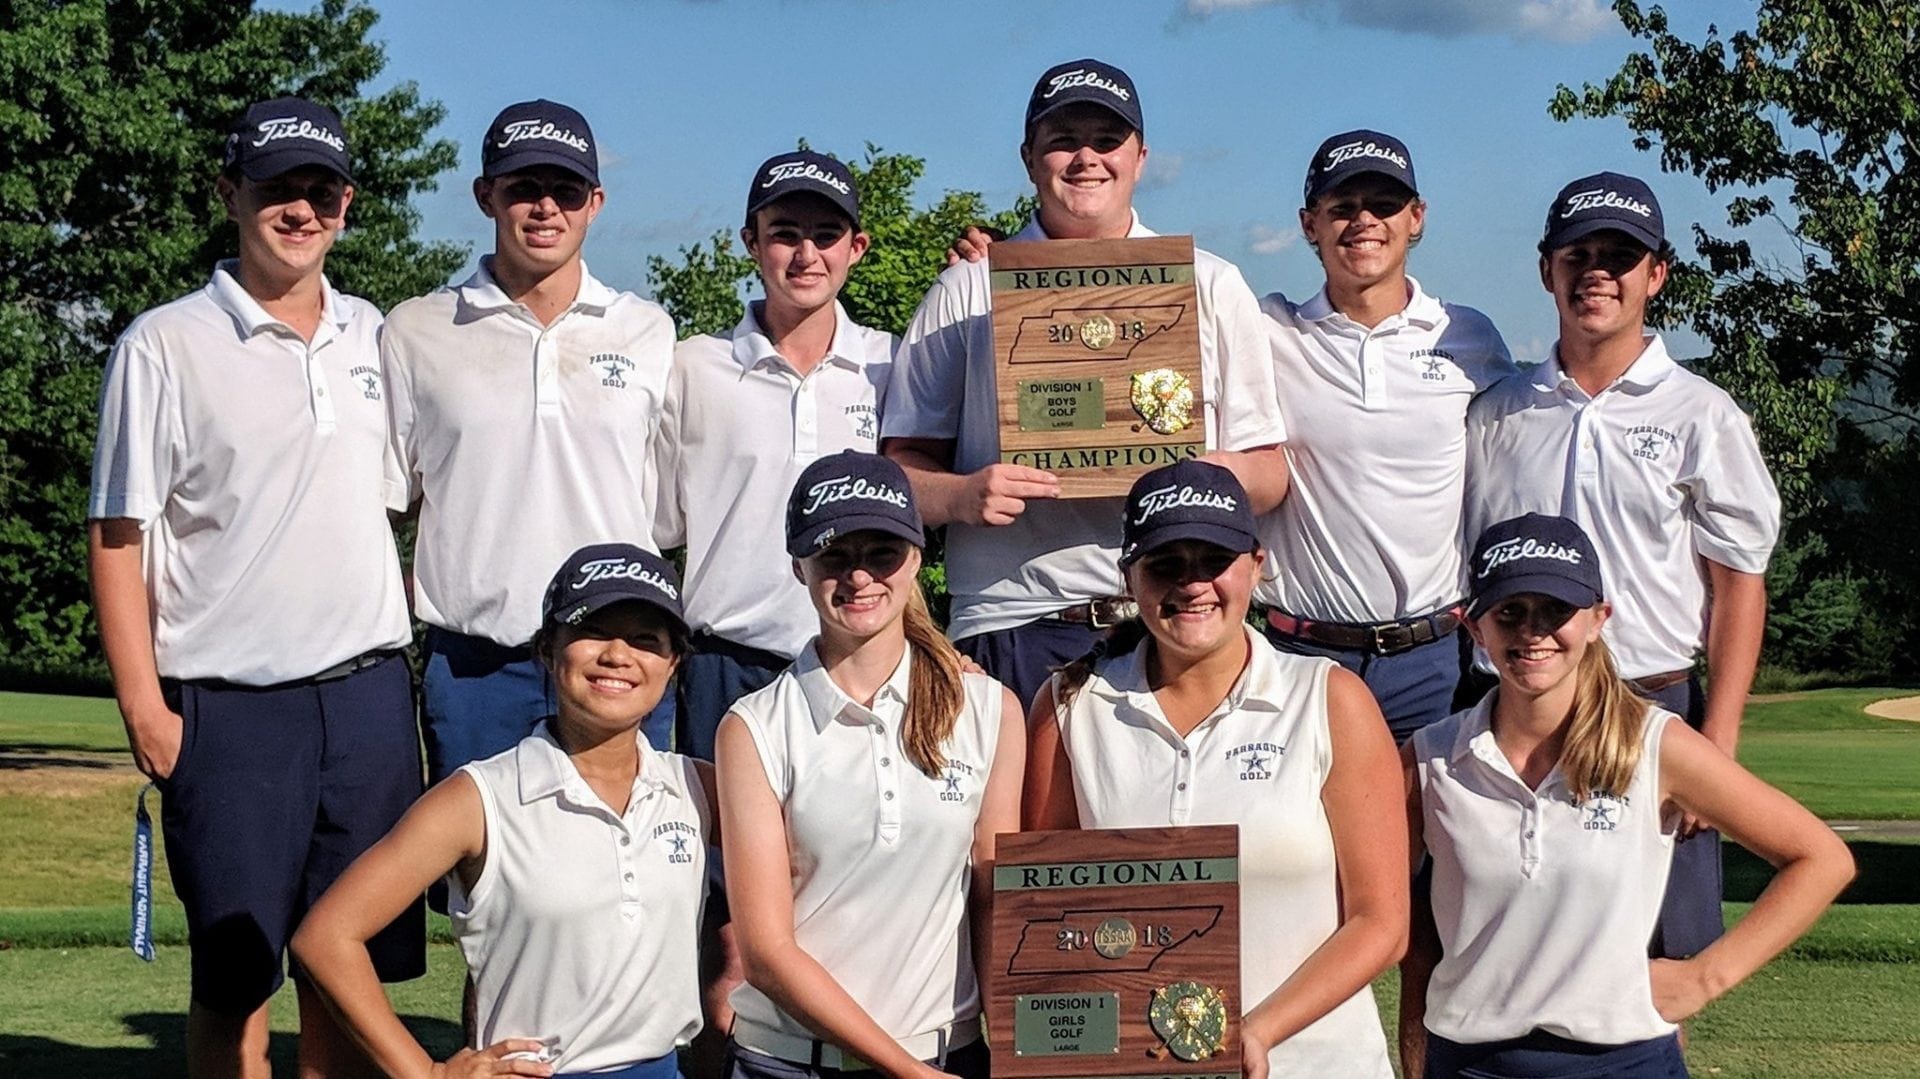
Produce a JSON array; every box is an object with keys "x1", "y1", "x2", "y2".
[
  {"x1": 88, "y1": 262, "x2": 411, "y2": 685},
  {"x1": 382, "y1": 259, "x2": 675, "y2": 646},
  {"x1": 1256, "y1": 279, "x2": 1513, "y2": 622},
  {"x1": 1464, "y1": 336, "x2": 1780, "y2": 678},
  {"x1": 1412, "y1": 697, "x2": 1678, "y2": 1046},
  {"x1": 654, "y1": 302, "x2": 894, "y2": 659},
  {"x1": 1053, "y1": 626, "x2": 1393, "y2": 1077},
  {"x1": 882, "y1": 213, "x2": 1289, "y2": 641},
  {"x1": 451, "y1": 723, "x2": 710, "y2": 1072},
  {"x1": 726, "y1": 643, "x2": 1004, "y2": 1049}
]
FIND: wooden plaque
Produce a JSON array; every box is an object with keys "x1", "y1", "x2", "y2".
[
  {"x1": 989, "y1": 237, "x2": 1205, "y2": 498},
  {"x1": 989, "y1": 826, "x2": 1240, "y2": 1079}
]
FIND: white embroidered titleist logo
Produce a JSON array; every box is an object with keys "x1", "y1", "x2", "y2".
[
  {"x1": 1562, "y1": 189, "x2": 1653, "y2": 218},
  {"x1": 1133, "y1": 484, "x2": 1236, "y2": 524},
  {"x1": 803, "y1": 476, "x2": 910, "y2": 515},
  {"x1": 497, "y1": 119, "x2": 591, "y2": 153},
  {"x1": 1044, "y1": 68, "x2": 1130, "y2": 101},
  {"x1": 572, "y1": 558, "x2": 679, "y2": 600},
  {"x1": 1326, "y1": 139, "x2": 1407, "y2": 171},
  {"x1": 251, "y1": 117, "x2": 344, "y2": 151},
  {"x1": 1478, "y1": 537, "x2": 1583, "y2": 578},
  {"x1": 762, "y1": 160, "x2": 850, "y2": 194}
]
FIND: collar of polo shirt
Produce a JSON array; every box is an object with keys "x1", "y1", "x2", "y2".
[
  {"x1": 1296, "y1": 275, "x2": 1444, "y2": 331},
  {"x1": 794, "y1": 641, "x2": 912, "y2": 733},
  {"x1": 459, "y1": 256, "x2": 620, "y2": 315},
  {"x1": 1537, "y1": 334, "x2": 1680, "y2": 395},
  {"x1": 729, "y1": 301, "x2": 864, "y2": 374},
  {"x1": 1086, "y1": 624, "x2": 1286, "y2": 720},
  {"x1": 209, "y1": 260, "x2": 349, "y2": 339},
  {"x1": 514, "y1": 720, "x2": 681, "y2": 806}
]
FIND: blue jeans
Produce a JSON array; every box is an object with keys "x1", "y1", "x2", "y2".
[
  {"x1": 1265, "y1": 625, "x2": 1464, "y2": 744},
  {"x1": 422, "y1": 627, "x2": 672, "y2": 785},
  {"x1": 1426, "y1": 1031, "x2": 1687, "y2": 1078}
]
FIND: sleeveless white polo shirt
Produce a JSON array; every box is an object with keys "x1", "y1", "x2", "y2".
[
  {"x1": 1055, "y1": 626, "x2": 1393, "y2": 1077},
  {"x1": 726, "y1": 642, "x2": 1004, "y2": 1050},
  {"x1": 450, "y1": 723, "x2": 709, "y2": 1073},
  {"x1": 1413, "y1": 697, "x2": 1678, "y2": 1045}
]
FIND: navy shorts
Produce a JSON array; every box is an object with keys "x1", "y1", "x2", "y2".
[
  {"x1": 955, "y1": 618, "x2": 1103, "y2": 715},
  {"x1": 726, "y1": 1039, "x2": 988, "y2": 1079},
  {"x1": 159, "y1": 653, "x2": 425, "y2": 1013},
  {"x1": 1643, "y1": 674, "x2": 1725, "y2": 959},
  {"x1": 1426, "y1": 1031, "x2": 1687, "y2": 1078},
  {"x1": 1265, "y1": 624, "x2": 1463, "y2": 744},
  {"x1": 677, "y1": 632, "x2": 790, "y2": 761}
]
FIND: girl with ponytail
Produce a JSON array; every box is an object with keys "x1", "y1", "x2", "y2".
[
  {"x1": 1400, "y1": 514, "x2": 1852, "y2": 1079},
  {"x1": 714, "y1": 452, "x2": 1021, "y2": 1079}
]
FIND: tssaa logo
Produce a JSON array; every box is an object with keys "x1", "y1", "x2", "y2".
[{"x1": 1225, "y1": 742, "x2": 1283, "y2": 782}]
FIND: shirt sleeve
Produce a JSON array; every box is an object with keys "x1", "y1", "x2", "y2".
[
  {"x1": 1200, "y1": 257, "x2": 1289, "y2": 451},
  {"x1": 1450, "y1": 306, "x2": 1517, "y2": 391},
  {"x1": 1685, "y1": 399, "x2": 1781, "y2": 573},
  {"x1": 377, "y1": 320, "x2": 422, "y2": 513},
  {"x1": 651, "y1": 348, "x2": 689, "y2": 550},
  {"x1": 879, "y1": 266, "x2": 979, "y2": 442},
  {"x1": 88, "y1": 327, "x2": 174, "y2": 525}
]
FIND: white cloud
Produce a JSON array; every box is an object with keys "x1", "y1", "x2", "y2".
[
  {"x1": 1178, "y1": 0, "x2": 1616, "y2": 43},
  {"x1": 1248, "y1": 223, "x2": 1299, "y2": 254},
  {"x1": 1138, "y1": 152, "x2": 1185, "y2": 191}
]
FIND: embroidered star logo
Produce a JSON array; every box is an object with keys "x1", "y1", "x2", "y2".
[
  {"x1": 668, "y1": 835, "x2": 688, "y2": 855},
  {"x1": 1244, "y1": 753, "x2": 1269, "y2": 773},
  {"x1": 1638, "y1": 434, "x2": 1662, "y2": 455},
  {"x1": 1587, "y1": 803, "x2": 1616, "y2": 825},
  {"x1": 944, "y1": 771, "x2": 963, "y2": 793},
  {"x1": 361, "y1": 374, "x2": 378, "y2": 393},
  {"x1": 1422, "y1": 356, "x2": 1444, "y2": 377}
]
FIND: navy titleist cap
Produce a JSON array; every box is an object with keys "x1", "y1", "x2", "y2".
[
  {"x1": 1121, "y1": 461, "x2": 1257, "y2": 567},
  {"x1": 1025, "y1": 58, "x2": 1144, "y2": 135},
  {"x1": 224, "y1": 97, "x2": 352, "y2": 182},
  {"x1": 785, "y1": 452, "x2": 924, "y2": 558},
  {"x1": 745, "y1": 151, "x2": 860, "y2": 228},
  {"x1": 1304, "y1": 129, "x2": 1417, "y2": 205},
  {"x1": 542, "y1": 543, "x2": 685, "y2": 631},
  {"x1": 1543, "y1": 171, "x2": 1664, "y2": 252},
  {"x1": 1466, "y1": 514, "x2": 1606, "y2": 619},
  {"x1": 483, "y1": 99, "x2": 599, "y2": 186}
]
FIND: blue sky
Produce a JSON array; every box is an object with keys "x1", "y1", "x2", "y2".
[{"x1": 331, "y1": 0, "x2": 1764, "y2": 362}]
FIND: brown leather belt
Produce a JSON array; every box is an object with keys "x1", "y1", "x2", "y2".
[
  {"x1": 1629, "y1": 669, "x2": 1691, "y2": 694},
  {"x1": 1048, "y1": 597, "x2": 1140, "y2": 628},
  {"x1": 1265, "y1": 606, "x2": 1463, "y2": 657}
]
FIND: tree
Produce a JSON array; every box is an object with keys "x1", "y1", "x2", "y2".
[
  {"x1": 647, "y1": 144, "x2": 1034, "y2": 339},
  {"x1": 1552, "y1": 0, "x2": 1920, "y2": 675},
  {"x1": 0, "y1": 0, "x2": 464, "y2": 673}
]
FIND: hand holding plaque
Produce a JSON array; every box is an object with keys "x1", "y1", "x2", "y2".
[{"x1": 990, "y1": 238, "x2": 1206, "y2": 498}]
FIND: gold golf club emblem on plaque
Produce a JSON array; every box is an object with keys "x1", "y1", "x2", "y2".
[{"x1": 1148, "y1": 981, "x2": 1230, "y2": 1062}]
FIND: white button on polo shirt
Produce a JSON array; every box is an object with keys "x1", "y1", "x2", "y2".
[
  {"x1": 1465, "y1": 336, "x2": 1781, "y2": 677},
  {"x1": 654, "y1": 302, "x2": 894, "y2": 659},
  {"x1": 451, "y1": 723, "x2": 709, "y2": 1073},
  {"x1": 382, "y1": 259, "x2": 676, "y2": 646},
  {"x1": 726, "y1": 644, "x2": 1004, "y2": 1048},
  {"x1": 1412, "y1": 697, "x2": 1678, "y2": 1046},
  {"x1": 1053, "y1": 627, "x2": 1392, "y2": 1077},
  {"x1": 1257, "y1": 279, "x2": 1513, "y2": 622},
  {"x1": 88, "y1": 262, "x2": 411, "y2": 684},
  {"x1": 882, "y1": 213, "x2": 1289, "y2": 641}
]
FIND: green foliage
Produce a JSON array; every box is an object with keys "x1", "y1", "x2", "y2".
[
  {"x1": 1552, "y1": 1, "x2": 1920, "y2": 676},
  {"x1": 0, "y1": 0, "x2": 464, "y2": 670},
  {"x1": 646, "y1": 143, "x2": 1035, "y2": 340}
]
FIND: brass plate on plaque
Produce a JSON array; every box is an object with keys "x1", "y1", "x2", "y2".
[
  {"x1": 990, "y1": 237, "x2": 1205, "y2": 497},
  {"x1": 1018, "y1": 378, "x2": 1106, "y2": 432},
  {"x1": 989, "y1": 826, "x2": 1240, "y2": 1079}
]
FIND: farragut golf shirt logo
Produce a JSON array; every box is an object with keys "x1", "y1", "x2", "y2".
[
  {"x1": 1132, "y1": 483, "x2": 1237, "y2": 523},
  {"x1": 1044, "y1": 68, "x2": 1131, "y2": 101},
  {"x1": 1625, "y1": 424, "x2": 1679, "y2": 462},
  {"x1": 349, "y1": 364, "x2": 382, "y2": 400},
  {"x1": 1225, "y1": 741, "x2": 1284, "y2": 781},
  {"x1": 844, "y1": 403, "x2": 877, "y2": 443},
  {"x1": 938, "y1": 759, "x2": 976, "y2": 803},
  {"x1": 762, "y1": 159, "x2": 851, "y2": 194},
  {"x1": 802, "y1": 474, "x2": 910, "y2": 514},
  {"x1": 497, "y1": 118, "x2": 591, "y2": 152},
  {"x1": 1562, "y1": 188, "x2": 1654, "y2": 218},
  {"x1": 1411, "y1": 347, "x2": 1455, "y2": 382},
  {"x1": 1477, "y1": 536, "x2": 1583, "y2": 578},
  {"x1": 654, "y1": 820, "x2": 698, "y2": 863},
  {"x1": 1578, "y1": 793, "x2": 1629, "y2": 832},
  {"x1": 571, "y1": 558, "x2": 680, "y2": 600},
  {"x1": 594, "y1": 352, "x2": 634, "y2": 390},
  {"x1": 1326, "y1": 139, "x2": 1408, "y2": 171},
  {"x1": 251, "y1": 116, "x2": 345, "y2": 151}
]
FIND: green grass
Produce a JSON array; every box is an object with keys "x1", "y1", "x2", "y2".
[
  {"x1": 1738, "y1": 688, "x2": 1920, "y2": 819},
  {"x1": 0, "y1": 691, "x2": 126, "y2": 754}
]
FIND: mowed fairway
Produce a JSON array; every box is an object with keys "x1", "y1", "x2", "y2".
[{"x1": 2, "y1": 688, "x2": 1917, "y2": 1076}]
